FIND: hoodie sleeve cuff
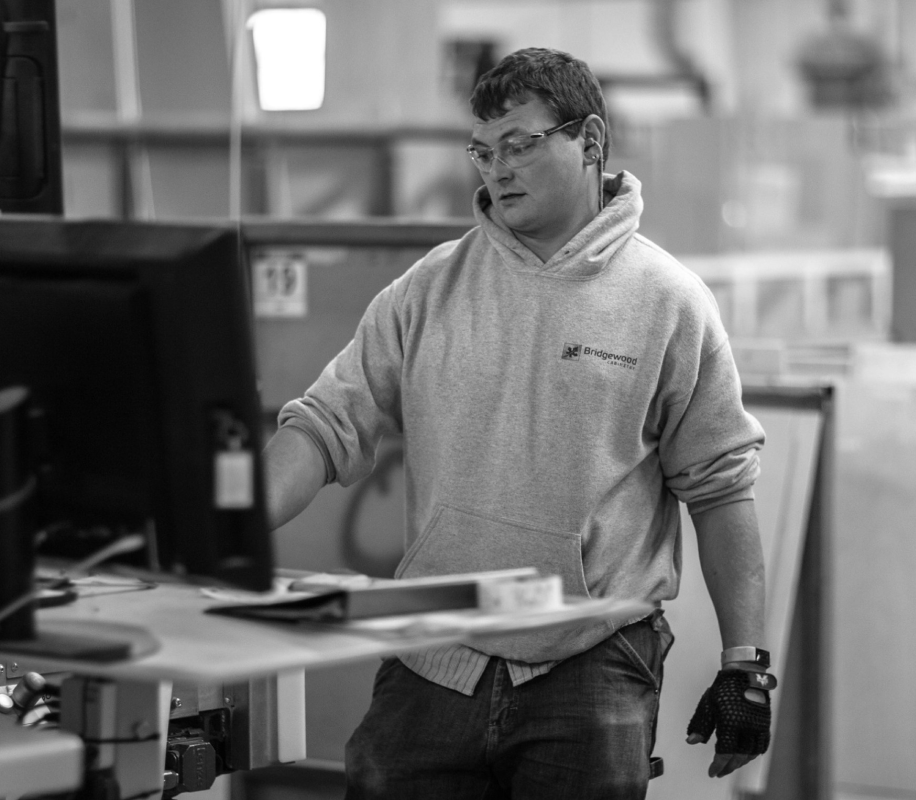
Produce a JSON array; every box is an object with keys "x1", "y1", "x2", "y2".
[
  {"x1": 686, "y1": 486, "x2": 756, "y2": 517},
  {"x1": 278, "y1": 420, "x2": 337, "y2": 485}
]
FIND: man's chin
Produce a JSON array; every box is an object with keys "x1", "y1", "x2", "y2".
[{"x1": 493, "y1": 204, "x2": 534, "y2": 233}]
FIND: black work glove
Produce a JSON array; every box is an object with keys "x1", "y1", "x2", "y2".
[{"x1": 686, "y1": 668, "x2": 776, "y2": 777}]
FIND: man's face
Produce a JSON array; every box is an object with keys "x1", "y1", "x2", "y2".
[{"x1": 470, "y1": 97, "x2": 591, "y2": 253}]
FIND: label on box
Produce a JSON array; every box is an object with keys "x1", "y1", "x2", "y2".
[{"x1": 214, "y1": 449, "x2": 255, "y2": 509}]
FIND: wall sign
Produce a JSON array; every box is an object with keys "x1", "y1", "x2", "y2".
[{"x1": 251, "y1": 249, "x2": 307, "y2": 318}]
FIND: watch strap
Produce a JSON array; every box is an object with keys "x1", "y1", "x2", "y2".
[{"x1": 721, "y1": 646, "x2": 770, "y2": 669}]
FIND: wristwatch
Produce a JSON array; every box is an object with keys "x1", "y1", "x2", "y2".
[{"x1": 721, "y1": 646, "x2": 770, "y2": 669}]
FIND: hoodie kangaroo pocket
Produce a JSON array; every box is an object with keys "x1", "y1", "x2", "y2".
[{"x1": 395, "y1": 503, "x2": 591, "y2": 599}]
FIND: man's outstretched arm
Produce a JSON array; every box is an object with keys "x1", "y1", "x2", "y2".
[{"x1": 262, "y1": 427, "x2": 328, "y2": 531}]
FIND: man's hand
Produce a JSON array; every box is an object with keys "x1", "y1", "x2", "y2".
[{"x1": 686, "y1": 668, "x2": 776, "y2": 778}]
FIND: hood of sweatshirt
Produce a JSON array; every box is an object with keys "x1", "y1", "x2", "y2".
[{"x1": 472, "y1": 170, "x2": 644, "y2": 279}]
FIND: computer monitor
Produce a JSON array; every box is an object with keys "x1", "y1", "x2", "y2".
[{"x1": 0, "y1": 218, "x2": 273, "y2": 656}]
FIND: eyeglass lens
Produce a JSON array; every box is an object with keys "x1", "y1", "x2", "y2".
[{"x1": 467, "y1": 119, "x2": 582, "y2": 172}]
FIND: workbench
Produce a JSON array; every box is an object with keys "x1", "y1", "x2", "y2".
[{"x1": 0, "y1": 573, "x2": 646, "y2": 800}]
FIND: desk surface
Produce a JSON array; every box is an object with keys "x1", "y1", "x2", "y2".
[{"x1": 1, "y1": 576, "x2": 649, "y2": 683}]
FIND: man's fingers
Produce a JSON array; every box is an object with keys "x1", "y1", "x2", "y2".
[
  {"x1": 708, "y1": 752, "x2": 758, "y2": 778},
  {"x1": 686, "y1": 733, "x2": 707, "y2": 745},
  {"x1": 708, "y1": 753, "x2": 741, "y2": 778}
]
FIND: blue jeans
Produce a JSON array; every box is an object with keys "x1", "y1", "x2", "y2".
[{"x1": 344, "y1": 613, "x2": 674, "y2": 799}]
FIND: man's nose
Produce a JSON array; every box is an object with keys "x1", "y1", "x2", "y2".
[{"x1": 490, "y1": 154, "x2": 513, "y2": 180}]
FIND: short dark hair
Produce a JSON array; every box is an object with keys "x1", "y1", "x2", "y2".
[{"x1": 470, "y1": 48, "x2": 609, "y2": 157}]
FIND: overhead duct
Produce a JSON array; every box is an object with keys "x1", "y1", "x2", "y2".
[{"x1": 651, "y1": 0, "x2": 711, "y2": 111}]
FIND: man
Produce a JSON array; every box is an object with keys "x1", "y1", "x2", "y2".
[{"x1": 264, "y1": 48, "x2": 772, "y2": 799}]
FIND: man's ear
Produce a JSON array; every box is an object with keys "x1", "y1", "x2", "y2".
[{"x1": 581, "y1": 114, "x2": 606, "y2": 161}]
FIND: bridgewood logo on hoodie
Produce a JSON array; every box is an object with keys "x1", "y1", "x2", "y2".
[{"x1": 561, "y1": 342, "x2": 638, "y2": 370}]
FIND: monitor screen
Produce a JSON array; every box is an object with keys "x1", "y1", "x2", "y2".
[{"x1": 0, "y1": 219, "x2": 274, "y2": 616}]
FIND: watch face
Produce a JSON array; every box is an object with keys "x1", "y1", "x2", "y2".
[{"x1": 755, "y1": 649, "x2": 771, "y2": 669}]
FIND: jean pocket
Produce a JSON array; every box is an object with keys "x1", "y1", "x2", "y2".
[
  {"x1": 656, "y1": 613, "x2": 675, "y2": 663},
  {"x1": 613, "y1": 618, "x2": 664, "y2": 691},
  {"x1": 395, "y1": 503, "x2": 590, "y2": 598}
]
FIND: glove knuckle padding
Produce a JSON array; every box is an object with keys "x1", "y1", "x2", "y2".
[{"x1": 686, "y1": 670, "x2": 775, "y2": 755}]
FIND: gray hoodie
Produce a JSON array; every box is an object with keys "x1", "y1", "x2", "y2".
[{"x1": 279, "y1": 171, "x2": 764, "y2": 663}]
